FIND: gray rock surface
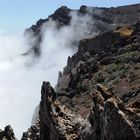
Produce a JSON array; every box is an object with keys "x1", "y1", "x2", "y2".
[{"x1": 0, "y1": 125, "x2": 17, "y2": 140}]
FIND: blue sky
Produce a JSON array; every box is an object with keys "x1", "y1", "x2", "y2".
[{"x1": 0, "y1": 0, "x2": 139, "y2": 33}]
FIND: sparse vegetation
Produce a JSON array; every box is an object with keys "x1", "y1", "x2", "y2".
[
  {"x1": 128, "y1": 72, "x2": 137, "y2": 82},
  {"x1": 94, "y1": 72, "x2": 105, "y2": 83},
  {"x1": 105, "y1": 63, "x2": 125, "y2": 73},
  {"x1": 115, "y1": 51, "x2": 140, "y2": 63}
]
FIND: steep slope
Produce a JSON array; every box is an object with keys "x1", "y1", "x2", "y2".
[
  {"x1": 1, "y1": 4, "x2": 140, "y2": 140},
  {"x1": 22, "y1": 22, "x2": 140, "y2": 140},
  {"x1": 0, "y1": 125, "x2": 16, "y2": 140},
  {"x1": 21, "y1": 4, "x2": 140, "y2": 140}
]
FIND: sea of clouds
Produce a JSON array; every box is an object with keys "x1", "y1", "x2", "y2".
[{"x1": 0, "y1": 9, "x2": 95, "y2": 138}]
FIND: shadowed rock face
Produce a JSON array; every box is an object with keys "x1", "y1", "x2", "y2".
[
  {"x1": 21, "y1": 121, "x2": 40, "y2": 140},
  {"x1": 0, "y1": 125, "x2": 16, "y2": 140},
  {"x1": 28, "y1": 23, "x2": 139, "y2": 140},
  {"x1": 39, "y1": 82, "x2": 83, "y2": 140},
  {"x1": 21, "y1": 6, "x2": 140, "y2": 139},
  {"x1": 22, "y1": 82, "x2": 140, "y2": 140}
]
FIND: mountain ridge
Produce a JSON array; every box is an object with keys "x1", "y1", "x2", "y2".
[
  {"x1": 24, "y1": 4, "x2": 140, "y2": 56},
  {"x1": 0, "y1": 4, "x2": 140, "y2": 140}
]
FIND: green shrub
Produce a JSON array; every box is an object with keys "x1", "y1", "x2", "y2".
[
  {"x1": 106, "y1": 63, "x2": 125, "y2": 74},
  {"x1": 95, "y1": 72, "x2": 105, "y2": 83}
]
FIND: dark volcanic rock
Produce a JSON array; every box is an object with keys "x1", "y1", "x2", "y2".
[
  {"x1": 21, "y1": 121, "x2": 40, "y2": 140},
  {"x1": 50, "y1": 6, "x2": 72, "y2": 26},
  {"x1": 39, "y1": 81, "x2": 83, "y2": 140},
  {"x1": 27, "y1": 6, "x2": 71, "y2": 34},
  {"x1": 0, "y1": 125, "x2": 16, "y2": 140},
  {"x1": 23, "y1": 82, "x2": 140, "y2": 140},
  {"x1": 22, "y1": 20, "x2": 140, "y2": 140}
]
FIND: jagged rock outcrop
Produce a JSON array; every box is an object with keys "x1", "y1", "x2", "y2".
[
  {"x1": 24, "y1": 6, "x2": 72, "y2": 56},
  {"x1": 57, "y1": 23, "x2": 140, "y2": 115},
  {"x1": 56, "y1": 22, "x2": 140, "y2": 139},
  {"x1": 44, "y1": 83, "x2": 138, "y2": 140},
  {"x1": 21, "y1": 121, "x2": 40, "y2": 140},
  {"x1": 0, "y1": 125, "x2": 16, "y2": 140},
  {"x1": 81, "y1": 84, "x2": 140, "y2": 140},
  {"x1": 0, "y1": 3, "x2": 137, "y2": 140},
  {"x1": 39, "y1": 82, "x2": 83, "y2": 140}
]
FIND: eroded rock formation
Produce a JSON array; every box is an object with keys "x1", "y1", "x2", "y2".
[
  {"x1": 39, "y1": 82, "x2": 83, "y2": 140},
  {"x1": 1, "y1": 4, "x2": 140, "y2": 140},
  {"x1": 23, "y1": 22, "x2": 140, "y2": 140},
  {"x1": 0, "y1": 125, "x2": 16, "y2": 140},
  {"x1": 81, "y1": 84, "x2": 140, "y2": 140}
]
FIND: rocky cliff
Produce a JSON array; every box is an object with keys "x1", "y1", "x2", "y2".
[
  {"x1": 22, "y1": 21, "x2": 140, "y2": 140},
  {"x1": 1, "y1": 4, "x2": 140, "y2": 140}
]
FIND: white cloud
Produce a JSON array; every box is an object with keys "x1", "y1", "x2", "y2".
[{"x1": 0, "y1": 10, "x2": 95, "y2": 139}]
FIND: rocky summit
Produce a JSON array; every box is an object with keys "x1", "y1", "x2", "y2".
[
  {"x1": 24, "y1": 4, "x2": 140, "y2": 56},
  {"x1": 1, "y1": 4, "x2": 140, "y2": 140}
]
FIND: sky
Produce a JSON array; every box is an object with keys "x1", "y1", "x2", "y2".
[{"x1": 0, "y1": 0, "x2": 140, "y2": 33}]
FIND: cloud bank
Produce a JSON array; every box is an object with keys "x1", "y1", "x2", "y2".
[{"x1": 0, "y1": 9, "x2": 95, "y2": 138}]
